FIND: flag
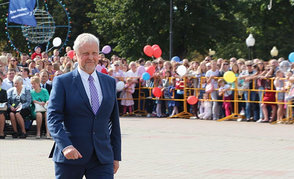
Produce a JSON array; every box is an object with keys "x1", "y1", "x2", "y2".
[{"x1": 8, "y1": 0, "x2": 37, "y2": 27}]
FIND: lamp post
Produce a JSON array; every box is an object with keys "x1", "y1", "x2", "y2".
[
  {"x1": 169, "y1": 0, "x2": 173, "y2": 60},
  {"x1": 270, "y1": 46, "x2": 278, "y2": 57},
  {"x1": 245, "y1": 34, "x2": 255, "y2": 60},
  {"x1": 208, "y1": 49, "x2": 216, "y2": 57}
]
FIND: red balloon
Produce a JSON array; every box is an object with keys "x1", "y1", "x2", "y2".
[
  {"x1": 146, "y1": 66, "x2": 156, "y2": 76},
  {"x1": 187, "y1": 96, "x2": 198, "y2": 105},
  {"x1": 67, "y1": 50, "x2": 75, "y2": 60},
  {"x1": 153, "y1": 47, "x2": 162, "y2": 58},
  {"x1": 152, "y1": 44, "x2": 160, "y2": 50},
  {"x1": 101, "y1": 68, "x2": 108, "y2": 74},
  {"x1": 152, "y1": 87, "x2": 162, "y2": 97},
  {"x1": 143, "y1": 45, "x2": 153, "y2": 57}
]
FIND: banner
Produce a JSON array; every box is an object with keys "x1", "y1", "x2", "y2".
[{"x1": 8, "y1": 0, "x2": 37, "y2": 27}]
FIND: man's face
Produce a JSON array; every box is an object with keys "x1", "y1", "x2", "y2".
[
  {"x1": 131, "y1": 64, "x2": 137, "y2": 71},
  {"x1": 40, "y1": 72, "x2": 49, "y2": 83},
  {"x1": 21, "y1": 69, "x2": 28, "y2": 77},
  {"x1": 76, "y1": 42, "x2": 99, "y2": 74},
  {"x1": 36, "y1": 47, "x2": 41, "y2": 54},
  {"x1": 54, "y1": 50, "x2": 59, "y2": 56},
  {"x1": 7, "y1": 71, "x2": 15, "y2": 81},
  {"x1": 21, "y1": 55, "x2": 28, "y2": 62}
]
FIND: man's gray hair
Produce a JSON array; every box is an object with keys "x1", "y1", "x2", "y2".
[
  {"x1": 73, "y1": 33, "x2": 100, "y2": 51},
  {"x1": 13, "y1": 75, "x2": 23, "y2": 84}
]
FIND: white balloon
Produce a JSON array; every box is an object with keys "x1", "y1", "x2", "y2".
[
  {"x1": 116, "y1": 81, "x2": 125, "y2": 92},
  {"x1": 176, "y1": 65, "x2": 187, "y2": 76},
  {"x1": 53, "y1": 37, "x2": 62, "y2": 47},
  {"x1": 279, "y1": 61, "x2": 291, "y2": 72}
]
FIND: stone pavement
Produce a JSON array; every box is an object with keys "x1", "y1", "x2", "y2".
[{"x1": 1, "y1": 117, "x2": 294, "y2": 178}]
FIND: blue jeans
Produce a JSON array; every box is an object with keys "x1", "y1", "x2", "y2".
[
  {"x1": 244, "y1": 91, "x2": 259, "y2": 121},
  {"x1": 210, "y1": 91, "x2": 220, "y2": 120},
  {"x1": 258, "y1": 87, "x2": 264, "y2": 119}
]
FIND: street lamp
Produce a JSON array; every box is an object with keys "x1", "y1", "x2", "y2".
[
  {"x1": 169, "y1": 0, "x2": 173, "y2": 60},
  {"x1": 270, "y1": 46, "x2": 278, "y2": 57},
  {"x1": 208, "y1": 49, "x2": 216, "y2": 57},
  {"x1": 246, "y1": 34, "x2": 255, "y2": 60}
]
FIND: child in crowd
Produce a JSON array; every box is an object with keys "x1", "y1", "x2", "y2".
[
  {"x1": 154, "y1": 76, "x2": 163, "y2": 117},
  {"x1": 120, "y1": 78, "x2": 135, "y2": 115},
  {"x1": 274, "y1": 70, "x2": 285, "y2": 123},
  {"x1": 218, "y1": 79, "x2": 233, "y2": 116},
  {"x1": 198, "y1": 93, "x2": 212, "y2": 120},
  {"x1": 162, "y1": 71, "x2": 172, "y2": 116}
]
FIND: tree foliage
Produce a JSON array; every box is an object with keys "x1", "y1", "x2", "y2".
[
  {"x1": 1, "y1": 0, "x2": 294, "y2": 60},
  {"x1": 89, "y1": 0, "x2": 294, "y2": 61}
]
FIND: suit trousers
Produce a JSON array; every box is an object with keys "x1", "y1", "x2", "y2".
[{"x1": 55, "y1": 152, "x2": 114, "y2": 179}]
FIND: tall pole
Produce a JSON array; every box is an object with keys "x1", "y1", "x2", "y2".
[{"x1": 169, "y1": 0, "x2": 173, "y2": 60}]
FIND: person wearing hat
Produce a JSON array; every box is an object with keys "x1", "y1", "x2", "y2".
[
  {"x1": 31, "y1": 46, "x2": 42, "y2": 60},
  {"x1": 239, "y1": 60, "x2": 259, "y2": 122}
]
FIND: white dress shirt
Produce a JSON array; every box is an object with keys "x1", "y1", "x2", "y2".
[
  {"x1": 22, "y1": 77, "x2": 32, "y2": 90},
  {"x1": 78, "y1": 67, "x2": 103, "y2": 107},
  {"x1": 2, "y1": 78, "x2": 14, "y2": 91}
]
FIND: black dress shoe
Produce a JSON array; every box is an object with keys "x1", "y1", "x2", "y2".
[
  {"x1": 19, "y1": 133, "x2": 27, "y2": 139},
  {"x1": 0, "y1": 135, "x2": 5, "y2": 139},
  {"x1": 12, "y1": 132, "x2": 18, "y2": 138}
]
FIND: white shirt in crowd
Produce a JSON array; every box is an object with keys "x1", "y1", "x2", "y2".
[
  {"x1": 205, "y1": 69, "x2": 220, "y2": 89},
  {"x1": 1, "y1": 78, "x2": 14, "y2": 91},
  {"x1": 22, "y1": 77, "x2": 32, "y2": 90},
  {"x1": 126, "y1": 70, "x2": 138, "y2": 78},
  {"x1": 78, "y1": 67, "x2": 103, "y2": 107},
  {"x1": 219, "y1": 84, "x2": 232, "y2": 97}
]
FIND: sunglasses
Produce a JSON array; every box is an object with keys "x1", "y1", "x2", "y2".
[
  {"x1": 223, "y1": 63, "x2": 229, "y2": 65},
  {"x1": 247, "y1": 65, "x2": 252, "y2": 67}
]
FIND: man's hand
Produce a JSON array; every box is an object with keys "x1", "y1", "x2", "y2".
[
  {"x1": 63, "y1": 146, "x2": 83, "y2": 160},
  {"x1": 114, "y1": 160, "x2": 119, "y2": 174}
]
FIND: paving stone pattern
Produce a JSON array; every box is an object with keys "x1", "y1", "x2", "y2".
[{"x1": 1, "y1": 118, "x2": 294, "y2": 179}]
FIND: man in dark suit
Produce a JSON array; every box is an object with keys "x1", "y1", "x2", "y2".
[
  {"x1": 47, "y1": 33, "x2": 121, "y2": 179},
  {"x1": 40, "y1": 69, "x2": 52, "y2": 94}
]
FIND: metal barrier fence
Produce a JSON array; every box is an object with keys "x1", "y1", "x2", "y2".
[{"x1": 116, "y1": 76, "x2": 294, "y2": 123}]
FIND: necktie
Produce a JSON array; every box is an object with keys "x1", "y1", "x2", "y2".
[{"x1": 88, "y1": 75, "x2": 99, "y2": 114}]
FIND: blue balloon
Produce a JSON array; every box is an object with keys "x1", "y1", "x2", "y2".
[
  {"x1": 171, "y1": 56, "x2": 180, "y2": 62},
  {"x1": 142, "y1": 72, "x2": 150, "y2": 80},
  {"x1": 289, "y1": 52, "x2": 294, "y2": 62}
]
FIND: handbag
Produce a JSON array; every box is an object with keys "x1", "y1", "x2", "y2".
[
  {"x1": 0, "y1": 102, "x2": 7, "y2": 111},
  {"x1": 35, "y1": 103, "x2": 47, "y2": 112},
  {"x1": 205, "y1": 83, "x2": 214, "y2": 93}
]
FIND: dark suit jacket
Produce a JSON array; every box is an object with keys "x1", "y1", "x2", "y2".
[
  {"x1": 41, "y1": 82, "x2": 52, "y2": 94},
  {"x1": 47, "y1": 69, "x2": 121, "y2": 165},
  {"x1": 0, "y1": 89, "x2": 7, "y2": 103}
]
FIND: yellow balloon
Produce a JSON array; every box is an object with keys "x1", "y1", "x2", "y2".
[{"x1": 224, "y1": 71, "x2": 236, "y2": 83}]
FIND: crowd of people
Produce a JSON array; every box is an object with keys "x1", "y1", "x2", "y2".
[{"x1": 0, "y1": 45, "x2": 294, "y2": 139}]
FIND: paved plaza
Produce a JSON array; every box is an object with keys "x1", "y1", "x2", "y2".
[{"x1": 1, "y1": 117, "x2": 294, "y2": 178}]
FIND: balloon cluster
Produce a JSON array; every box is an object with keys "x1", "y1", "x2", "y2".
[
  {"x1": 143, "y1": 44, "x2": 162, "y2": 58},
  {"x1": 141, "y1": 65, "x2": 155, "y2": 81}
]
